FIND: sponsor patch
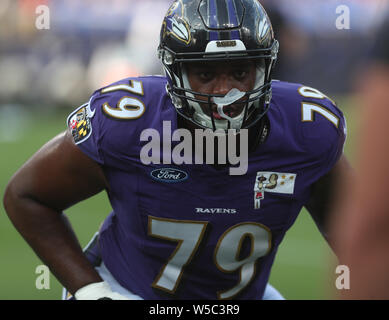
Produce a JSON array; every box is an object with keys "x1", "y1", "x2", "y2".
[
  {"x1": 67, "y1": 103, "x2": 94, "y2": 145},
  {"x1": 151, "y1": 168, "x2": 188, "y2": 183},
  {"x1": 253, "y1": 172, "x2": 297, "y2": 209}
]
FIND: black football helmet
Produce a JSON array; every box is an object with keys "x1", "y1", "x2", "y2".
[{"x1": 158, "y1": 0, "x2": 279, "y2": 131}]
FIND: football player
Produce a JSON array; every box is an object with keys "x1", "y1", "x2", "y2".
[{"x1": 3, "y1": 0, "x2": 352, "y2": 300}]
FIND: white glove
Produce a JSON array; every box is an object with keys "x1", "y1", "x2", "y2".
[{"x1": 74, "y1": 281, "x2": 130, "y2": 300}]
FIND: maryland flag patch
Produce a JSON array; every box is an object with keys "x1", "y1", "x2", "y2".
[{"x1": 67, "y1": 103, "x2": 94, "y2": 144}]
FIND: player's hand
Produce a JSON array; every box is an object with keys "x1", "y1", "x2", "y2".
[{"x1": 74, "y1": 281, "x2": 130, "y2": 300}]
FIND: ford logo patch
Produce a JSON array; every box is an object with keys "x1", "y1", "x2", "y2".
[{"x1": 151, "y1": 168, "x2": 188, "y2": 183}]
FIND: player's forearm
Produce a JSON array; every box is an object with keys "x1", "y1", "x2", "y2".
[{"x1": 3, "y1": 190, "x2": 102, "y2": 295}]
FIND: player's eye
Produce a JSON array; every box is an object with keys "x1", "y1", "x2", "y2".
[
  {"x1": 233, "y1": 70, "x2": 248, "y2": 80},
  {"x1": 198, "y1": 71, "x2": 214, "y2": 82}
]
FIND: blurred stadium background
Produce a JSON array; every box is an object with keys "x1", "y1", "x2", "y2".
[{"x1": 0, "y1": 0, "x2": 387, "y2": 300}]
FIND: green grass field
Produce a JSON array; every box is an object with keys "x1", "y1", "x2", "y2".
[{"x1": 0, "y1": 98, "x2": 360, "y2": 300}]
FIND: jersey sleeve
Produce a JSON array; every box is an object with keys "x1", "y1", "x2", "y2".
[
  {"x1": 66, "y1": 76, "x2": 169, "y2": 170},
  {"x1": 272, "y1": 81, "x2": 347, "y2": 178},
  {"x1": 300, "y1": 92, "x2": 347, "y2": 176},
  {"x1": 66, "y1": 81, "x2": 144, "y2": 167},
  {"x1": 67, "y1": 92, "x2": 106, "y2": 165}
]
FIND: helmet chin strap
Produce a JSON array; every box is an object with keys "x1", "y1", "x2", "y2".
[{"x1": 212, "y1": 89, "x2": 246, "y2": 129}]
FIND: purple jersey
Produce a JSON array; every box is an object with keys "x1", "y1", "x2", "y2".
[{"x1": 67, "y1": 76, "x2": 346, "y2": 299}]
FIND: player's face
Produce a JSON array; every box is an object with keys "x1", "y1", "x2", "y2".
[{"x1": 186, "y1": 61, "x2": 257, "y2": 120}]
